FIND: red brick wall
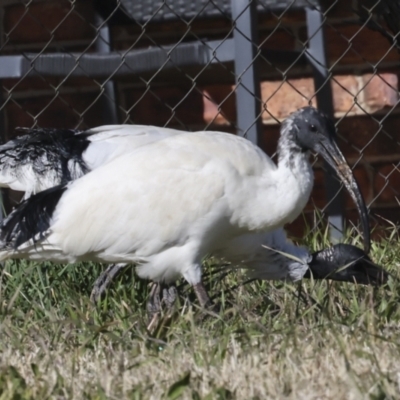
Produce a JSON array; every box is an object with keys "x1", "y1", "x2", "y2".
[{"x1": 1, "y1": 0, "x2": 400, "y2": 238}]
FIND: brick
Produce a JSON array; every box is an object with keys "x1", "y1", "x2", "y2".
[
  {"x1": 297, "y1": 24, "x2": 390, "y2": 68},
  {"x1": 347, "y1": 165, "x2": 373, "y2": 206},
  {"x1": 368, "y1": 206, "x2": 400, "y2": 229},
  {"x1": 2, "y1": 76, "x2": 99, "y2": 92},
  {"x1": 306, "y1": 168, "x2": 327, "y2": 210},
  {"x1": 341, "y1": 208, "x2": 387, "y2": 241},
  {"x1": 2, "y1": 77, "x2": 57, "y2": 93},
  {"x1": 298, "y1": 164, "x2": 372, "y2": 216},
  {"x1": 285, "y1": 217, "x2": 309, "y2": 239},
  {"x1": 259, "y1": 28, "x2": 296, "y2": 51},
  {"x1": 261, "y1": 79, "x2": 317, "y2": 122},
  {"x1": 4, "y1": 1, "x2": 95, "y2": 44},
  {"x1": 336, "y1": 113, "x2": 400, "y2": 159},
  {"x1": 268, "y1": 9, "x2": 304, "y2": 26},
  {"x1": 5, "y1": 93, "x2": 104, "y2": 139},
  {"x1": 331, "y1": 75, "x2": 360, "y2": 114},
  {"x1": 284, "y1": 175, "x2": 400, "y2": 240},
  {"x1": 337, "y1": 206, "x2": 400, "y2": 242},
  {"x1": 202, "y1": 85, "x2": 236, "y2": 126},
  {"x1": 307, "y1": 168, "x2": 339, "y2": 211},
  {"x1": 285, "y1": 208, "x2": 340, "y2": 240},
  {"x1": 260, "y1": 73, "x2": 398, "y2": 123},
  {"x1": 362, "y1": 73, "x2": 399, "y2": 113},
  {"x1": 322, "y1": 24, "x2": 399, "y2": 67},
  {"x1": 374, "y1": 163, "x2": 400, "y2": 204},
  {"x1": 286, "y1": 207, "x2": 385, "y2": 244},
  {"x1": 258, "y1": 124, "x2": 280, "y2": 157},
  {"x1": 123, "y1": 86, "x2": 205, "y2": 127},
  {"x1": 201, "y1": 74, "x2": 398, "y2": 139},
  {"x1": 246, "y1": 84, "x2": 400, "y2": 161},
  {"x1": 324, "y1": 1, "x2": 360, "y2": 19}
]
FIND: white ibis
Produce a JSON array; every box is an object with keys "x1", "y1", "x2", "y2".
[
  {"x1": 0, "y1": 107, "x2": 370, "y2": 312},
  {"x1": 93, "y1": 227, "x2": 386, "y2": 305}
]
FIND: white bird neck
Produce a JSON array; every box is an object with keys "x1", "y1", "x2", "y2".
[
  {"x1": 277, "y1": 117, "x2": 304, "y2": 167},
  {"x1": 268, "y1": 122, "x2": 315, "y2": 228},
  {"x1": 276, "y1": 142, "x2": 314, "y2": 215},
  {"x1": 233, "y1": 124, "x2": 314, "y2": 233}
]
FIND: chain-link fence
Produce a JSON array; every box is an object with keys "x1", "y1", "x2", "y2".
[{"x1": 1, "y1": 0, "x2": 399, "y2": 240}]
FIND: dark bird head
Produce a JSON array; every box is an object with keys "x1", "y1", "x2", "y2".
[
  {"x1": 282, "y1": 107, "x2": 370, "y2": 253},
  {"x1": 304, "y1": 243, "x2": 388, "y2": 285}
]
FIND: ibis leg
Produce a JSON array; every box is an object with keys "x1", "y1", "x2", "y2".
[
  {"x1": 146, "y1": 282, "x2": 162, "y2": 315},
  {"x1": 193, "y1": 282, "x2": 212, "y2": 308},
  {"x1": 90, "y1": 263, "x2": 128, "y2": 303}
]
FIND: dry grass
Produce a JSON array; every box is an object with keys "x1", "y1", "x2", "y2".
[{"x1": 1, "y1": 227, "x2": 400, "y2": 399}]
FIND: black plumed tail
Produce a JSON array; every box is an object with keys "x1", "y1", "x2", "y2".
[{"x1": 0, "y1": 184, "x2": 67, "y2": 248}]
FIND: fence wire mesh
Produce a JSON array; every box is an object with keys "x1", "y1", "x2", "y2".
[{"x1": 1, "y1": 0, "x2": 400, "y2": 240}]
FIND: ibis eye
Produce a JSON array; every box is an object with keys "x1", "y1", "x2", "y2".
[{"x1": 310, "y1": 124, "x2": 317, "y2": 133}]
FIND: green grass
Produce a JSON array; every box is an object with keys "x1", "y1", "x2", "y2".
[{"x1": 0, "y1": 227, "x2": 400, "y2": 399}]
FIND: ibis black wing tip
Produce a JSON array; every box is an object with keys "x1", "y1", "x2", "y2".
[
  {"x1": 309, "y1": 243, "x2": 389, "y2": 286},
  {"x1": 335, "y1": 243, "x2": 388, "y2": 285},
  {"x1": 0, "y1": 184, "x2": 67, "y2": 249}
]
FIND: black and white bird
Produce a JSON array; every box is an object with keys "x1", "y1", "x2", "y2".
[
  {"x1": 0, "y1": 107, "x2": 370, "y2": 311},
  {"x1": 0, "y1": 125, "x2": 183, "y2": 199},
  {"x1": 0, "y1": 124, "x2": 185, "y2": 302}
]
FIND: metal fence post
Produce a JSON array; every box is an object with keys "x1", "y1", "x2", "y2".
[
  {"x1": 231, "y1": 0, "x2": 262, "y2": 145},
  {"x1": 305, "y1": 6, "x2": 344, "y2": 242},
  {"x1": 94, "y1": 13, "x2": 119, "y2": 125},
  {"x1": 0, "y1": 3, "x2": 6, "y2": 223}
]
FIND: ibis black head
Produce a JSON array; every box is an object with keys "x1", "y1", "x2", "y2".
[
  {"x1": 304, "y1": 243, "x2": 388, "y2": 285},
  {"x1": 287, "y1": 107, "x2": 335, "y2": 151},
  {"x1": 285, "y1": 107, "x2": 370, "y2": 253}
]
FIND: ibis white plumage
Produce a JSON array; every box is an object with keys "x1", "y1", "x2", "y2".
[{"x1": 0, "y1": 107, "x2": 370, "y2": 309}]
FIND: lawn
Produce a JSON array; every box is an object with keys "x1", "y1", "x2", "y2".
[{"x1": 0, "y1": 227, "x2": 400, "y2": 399}]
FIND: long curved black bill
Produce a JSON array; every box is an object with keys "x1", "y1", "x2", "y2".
[{"x1": 317, "y1": 140, "x2": 370, "y2": 254}]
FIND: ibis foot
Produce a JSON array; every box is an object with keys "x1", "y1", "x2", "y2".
[
  {"x1": 162, "y1": 285, "x2": 177, "y2": 309},
  {"x1": 146, "y1": 283, "x2": 178, "y2": 332},
  {"x1": 90, "y1": 263, "x2": 128, "y2": 303},
  {"x1": 191, "y1": 281, "x2": 222, "y2": 321}
]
